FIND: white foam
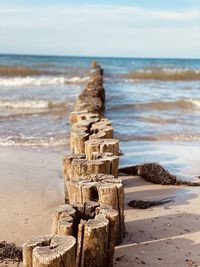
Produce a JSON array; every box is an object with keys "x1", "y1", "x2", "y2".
[
  {"x1": 0, "y1": 136, "x2": 69, "y2": 147},
  {"x1": 184, "y1": 98, "x2": 200, "y2": 108},
  {"x1": 0, "y1": 76, "x2": 89, "y2": 87},
  {"x1": 0, "y1": 99, "x2": 51, "y2": 109}
]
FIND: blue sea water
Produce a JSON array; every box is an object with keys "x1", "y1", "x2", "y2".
[{"x1": 0, "y1": 54, "x2": 199, "y2": 179}]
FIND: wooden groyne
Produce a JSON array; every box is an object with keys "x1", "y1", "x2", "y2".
[{"x1": 23, "y1": 62, "x2": 124, "y2": 267}]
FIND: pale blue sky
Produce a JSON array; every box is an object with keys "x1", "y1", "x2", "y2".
[{"x1": 0, "y1": 0, "x2": 200, "y2": 58}]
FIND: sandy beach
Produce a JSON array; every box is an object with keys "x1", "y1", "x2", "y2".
[
  {"x1": 114, "y1": 174, "x2": 200, "y2": 267},
  {"x1": 0, "y1": 147, "x2": 65, "y2": 246},
  {"x1": 0, "y1": 55, "x2": 199, "y2": 266},
  {"x1": 0, "y1": 147, "x2": 200, "y2": 266}
]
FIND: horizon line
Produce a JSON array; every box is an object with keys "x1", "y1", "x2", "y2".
[{"x1": 0, "y1": 52, "x2": 199, "y2": 61}]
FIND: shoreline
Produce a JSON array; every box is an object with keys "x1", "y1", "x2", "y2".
[{"x1": 0, "y1": 59, "x2": 199, "y2": 266}]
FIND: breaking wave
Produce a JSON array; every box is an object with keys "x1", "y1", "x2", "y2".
[
  {"x1": 120, "y1": 68, "x2": 200, "y2": 81},
  {"x1": 0, "y1": 135, "x2": 69, "y2": 147},
  {"x1": 0, "y1": 76, "x2": 89, "y2": 86},
  {"x1": 0, "y1": 99, "x2": 68, "y2": 110}
]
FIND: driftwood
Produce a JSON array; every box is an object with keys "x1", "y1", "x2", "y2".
[{"x1": 119, "y1": 162, "x2": 200, "y2": 186}]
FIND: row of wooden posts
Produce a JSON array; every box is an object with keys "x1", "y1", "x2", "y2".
[{"x1": 23, "y1": 62, "x2": 125, "y2": 267}]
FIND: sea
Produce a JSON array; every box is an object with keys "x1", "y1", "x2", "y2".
[{"x1": 0, "y1": 54, "x2": 200, "y2": 180}]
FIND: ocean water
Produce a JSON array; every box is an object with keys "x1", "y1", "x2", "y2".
[{"x1": 0, "y1": 54, "x2": 200, "y2": 179}]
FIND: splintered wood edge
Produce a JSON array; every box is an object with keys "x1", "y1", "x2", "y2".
[{"x1": 32, "y1": 236, "x2": 76, "y2": 265}]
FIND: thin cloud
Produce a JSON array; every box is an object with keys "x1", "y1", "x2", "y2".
[
  {"x1": 0, "y1": 5, "x2": 199, "y2": 21},
  {"x1": 0, "y1": 4, "x2": 199, "y2": 57}
]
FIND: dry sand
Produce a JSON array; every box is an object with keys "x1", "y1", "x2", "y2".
[{"x1": 114, "y1": 175, "x2": 200, "y2": 267}]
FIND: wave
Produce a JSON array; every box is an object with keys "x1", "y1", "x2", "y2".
[
  {"x1": 108, "y1": 99, "x2": 200, "y2": 112},
  {"x1": 120, "y1": 68, "x2": 200, "y2": 81},
  {"x1": 0, "y1": 76, "x2": 89, "y2": 86},
  {"x1": 0, "y1": 99, "x2": 68, "y2": 111},
  {"x1": 137, "y1": 116, "x2": 179, "y2": 125},
  {"x1": 0, "y1": 65, "x2": 49, "y2": 76},
  {"x1": 117, "y1": 133, "x2": 200, "y2": 142},
  {"x1": 0, "y1": 135, "x2": 69, "y2": 147}
]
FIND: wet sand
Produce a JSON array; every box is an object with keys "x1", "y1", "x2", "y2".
[
  {"x1": 114, "y1": 175, "x2": 200, "y2": 267},
  {"x1": 0, "y1": 147, "x2": 65, "y2": 246}
]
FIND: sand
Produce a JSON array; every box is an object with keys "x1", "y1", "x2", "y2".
[
  {"x1": 1, "y1": 147, "x2": 200, "y2": 266},
  {"x1": 0, "y1": 147, "x2": 65, "y2": 246},
  {"x1": 114, "y1": 175, "x2": 200, "y2": 267}
]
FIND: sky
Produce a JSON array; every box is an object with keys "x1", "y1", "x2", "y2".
[{"x1": 0, "y1": 0, "x2": 200, "y2": 58}]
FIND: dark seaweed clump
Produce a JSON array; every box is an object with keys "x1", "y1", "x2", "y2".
[
  {"x1": 128, "y1": 198, "x2": 174, "y2": 209},
  {"x1": 119, "y1": 163, "x2": 200, "y2": 186},
  {"x1": 0, "y1": 241, "x2": 22, "y2": 264}
]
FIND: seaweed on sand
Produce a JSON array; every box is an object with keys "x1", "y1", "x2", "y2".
[
  {"x1": 119, "y1": 163, "x2": 200, "y2": 186},
  {"x1": 0, "y1": 241, "x2": 22, "y2": 264},
  {"x1": 128, "y1": 198, "x2": 174, "y2": 209}
]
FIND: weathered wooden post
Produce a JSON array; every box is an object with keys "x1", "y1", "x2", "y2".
[
  {"x1": 85, "y1": 139, "x2": 119, "y2": 160},
  {"x1": 23, "y1": 235, "x2": 76, "y2": 267},
  {"x1": 50, "y1": 202, "x2": 118, "y2": 267}
]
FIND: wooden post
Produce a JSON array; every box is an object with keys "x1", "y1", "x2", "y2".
[
  {"x1": 85, "y1": 139, "x2": 119, "y2": 160},
  {"x1": 81, "y1": 215, "x2": 109, "y2": 267},
  {"x1": 70, "y1": 159, "x2": 104, "y2": 181},
  {"x1": 90, "y1": 119, "x2": 113, "y2": 139},
  {"x1": 63, "y1": 154, "x2": 85, "y2": 180},
  {"x1": 91, "y1": 119, "x2": 112, "y2": 130},
  {"x1": 51, "y1": 204, "x2": 76, "y2": 235},
  {"x1": 72, "y1": 118, "x2": 99, "y2": 133},
  {"x1": 76, "y1": 220, "x2": 86, "y2": 267},
  {"x1": 64, "y1": 180, "x2": 98, "y2": 204},
  {"x1": 97, "y1": 206, "x2": 119, "y2": 267},
  {"x1": 32, "y1": 235, "x2": 76, "y2": 267},
  {"x1": 98, "y1": 182, "x2": 124, "y2": 244},
  {"x1": 89, "y1": 131, "x2": 107, "y2": 139},
  {"x1": 70, "y1": 111, "x2": 100, "y2": 125},
  {"x1": 71, "y1": 129, "x2": 89, "y2": 154},
  {"x1": 64, "y1": 175, "x2": 123, "y2": 205},
  {"x1": 75, "y1": 97, "x2": 104, "y2": 115},
  {"x1": 91, "y1": 152, "x2": 119, "y2": 177},
  {"x1": 23, "y1": 236, "x2": 53, "y2": 267}
]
